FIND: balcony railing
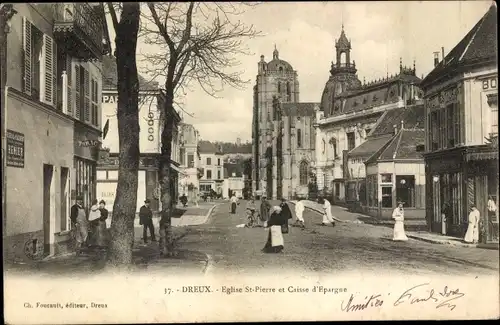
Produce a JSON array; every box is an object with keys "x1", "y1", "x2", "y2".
[{"x1": 53, "y1": 3, "x2": 106, "y2": 61}]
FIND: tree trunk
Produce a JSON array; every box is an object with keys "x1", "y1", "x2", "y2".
[
  {"x1": 158, "y1": 95, "x2": 176, "y2": 257},
  {"x1": 107, "y1": 3, "x2": 141, "y2": 266}
]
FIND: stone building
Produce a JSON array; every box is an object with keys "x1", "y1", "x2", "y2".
[
  {"x1": 96, "y1": 56, "x2": 182, "y2": 213},
  {"x1": 4, "y1": 4, "x2": 110, "y2": 261},
  {"x1": 315, "y1": 26, "x2": 422, "y2": 205},
  {"x1": 251, "y1": 46, "x2": 317, "y2": 199},
  {"x1": 198, "y1": 142, "x2": 225, "y2": 197},
  {"x1": 422, "y1": 4, "x2": 498, "y2": 244},
  {"x1": 178, "y1": 123, "x2": 201, "y2": 196}
]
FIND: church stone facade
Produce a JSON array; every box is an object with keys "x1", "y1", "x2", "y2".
[
  {"x1": 315, "y1": 26, "x2": 423, "y2": 204},
  {"x1": 251, "y1": 47, "x2": 317, "y2": 199}
]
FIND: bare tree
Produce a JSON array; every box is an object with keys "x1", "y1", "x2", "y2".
[
  {"x1": 141, "y1": 2, "x2": 261, "y2": 256},
  {"x1": 106, "y1": 2, "x2": 141, "y2": 266}
]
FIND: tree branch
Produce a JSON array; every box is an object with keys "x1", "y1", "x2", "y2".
[{"x1": 107, "y1": 2, "x2": 119, "y2": 32}]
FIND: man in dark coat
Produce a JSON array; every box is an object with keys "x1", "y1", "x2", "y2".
[
  {"x1": 139, "y1": 199, "x2": 156, "y2": 243},
  {"x1": 279, "y1": 198, "x2": 292, "y2": 233}
]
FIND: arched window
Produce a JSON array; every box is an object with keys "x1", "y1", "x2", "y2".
[
  {"x1": 286, "y1": 82, "x2": 291, "y2": 100},
  {"x1": 340, "y1": 52, "x2": 346, "y2": 64},
  {"x1": 297, "y1": 129, "x2": 302, "y2": 148},
  {"x1": 279, "y1": 66, "x2": 283, "y2": 72},
  {"x1": 299, "y1": 160, "x2": 309, "y2": 185},
  {"x1": 322, "y1": 139, "x2": 326, "y2": 154},
  {"x1": 330, "y1": 137, "x2": 338, "y2": 157},
  {"x1": 277, "y1": 81, "x2": 281, "y2": 93}
]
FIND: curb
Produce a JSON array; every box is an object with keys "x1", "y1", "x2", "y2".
[
  {"x1": 407, "y1": 234, "x2": 499, "y2": 250},
  {"x1": 289, "y1": 201, "x2": 363, "y2": 224}
]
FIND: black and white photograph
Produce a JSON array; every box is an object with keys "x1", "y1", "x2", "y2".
[{"x1": 2, "y1": 1, "x2": 499, "y2": 323}]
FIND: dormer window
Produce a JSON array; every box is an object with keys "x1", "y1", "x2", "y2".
[
  {"x1": 390, "y1": 90, "x2": 395, "y2": 97},
  {"x1": 373, "y1": 95, "x2": 378, "y2": 101},
  {"x1": 279, "y1": 66, "x2": 283, "y2": 72},
  {"x1": 353, "y1": 101, "x2": 358, "y2": 107},
  {"x1": 363, "y1": 97, "x2": 367, "y2": 104}
]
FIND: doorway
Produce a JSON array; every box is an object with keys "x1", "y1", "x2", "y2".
[
  {"x1": 60, "y1": 167, "x2": 69, "y2": 232},
  {"x1": 43, "y1": 164, "x2": 54, "y2": 256}
]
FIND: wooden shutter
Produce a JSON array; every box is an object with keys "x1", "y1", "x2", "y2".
[
  {"x1": 66, "y1": 55, "x2": 72, "y2": 115},
  {"x1": 75, "y1": 64, "x2": 81, "y2": 120},
  {"x1": 84, "y1": 68, "x2": 90, "y2": 122},
  {"x1": 22, "y1": 17, "x2": 32, "y2": 96},
  {"x1": 42, "y1": 34, "x2": 55, "y2": 105}
]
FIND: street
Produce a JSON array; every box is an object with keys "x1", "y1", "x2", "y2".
[{"x1": 179, "y1": 201, "x2": 500, "y2": 277}]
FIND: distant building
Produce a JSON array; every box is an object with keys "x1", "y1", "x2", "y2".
[
  {"x1": 224, "y1": 163, "x2": 245, "y2": 199},
  {"x1": 315, "y1": 26, "x2": 422, "y2": 205},
  {"x1": 178, "y1": 123, "x2": 201, "y2": 196},
  {"x1": 198, "y1": 142, "x2": 225, "y2": 196},
  {"x1": 97, "y1": 56, "x2": 182, "y2": 212},
  {"x1": 251, "y1": 46, "x2": 317, "y2": 199},
  {"x1": 421, "y1": 5, "x2": 498, "y2": 243}
]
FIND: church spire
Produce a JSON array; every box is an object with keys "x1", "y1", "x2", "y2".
[{"x1": 273, "y1": 44, "x2": 279, "y2": 60}]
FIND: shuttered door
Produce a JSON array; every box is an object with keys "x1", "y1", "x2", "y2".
[{"x1": 23, "y1": 17, "x2": 32, "y2": 96}]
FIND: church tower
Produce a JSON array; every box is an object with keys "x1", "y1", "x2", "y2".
[
  {"x1": 251, "y1": 46, "x2": 299, "y2": 197},
  {"x1": 320, "y1": 26, "x2": 362, "y2": 118}
]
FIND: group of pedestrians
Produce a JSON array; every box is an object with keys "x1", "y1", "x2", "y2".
[{"x1": 70, "y1": 196, "x2": 109, "y2": 256}]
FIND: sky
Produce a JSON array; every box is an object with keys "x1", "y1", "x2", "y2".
[{"x1": 106, "y1": 1, "x2": 494, "y2": 143}]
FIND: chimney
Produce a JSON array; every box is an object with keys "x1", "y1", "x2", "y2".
[
  {"x1": 433, "y1": 52, "x2": 440, "y2": 67},
  {"x1": 441, "y1": 47, "x2": 445, "y2": 63}
]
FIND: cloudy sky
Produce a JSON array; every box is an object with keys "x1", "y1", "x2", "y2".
[{"x1": 106, "y1": 1, "x2": 493, "y2": 142}]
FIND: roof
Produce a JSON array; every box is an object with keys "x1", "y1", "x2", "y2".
[
  {"x1": 348, "y1": 134, "x2": 393, "y2": 158},
  {"x1": 367, "y1": 129, "x2": 425, "y2": 163},
  {"x1": 102, "y1": 56, "x2": 159, "y2": 91},
  {"x1": 266, "y1": 47, "x2": 294, "y2": 72},
  {"x1": 198, "y1": 140, "x2": 252, "y2": 154},
  {"x1": 224, "y1": 163, "x2": 244, "y2": 179},
  {"x1": 335, "y1": 27, "x2": 351, "y2": 50},
  {"x1": 282, "y1": 102, "x2": 318, "y2": 117},
  {"x1": 421, "y1": 4, "x2": 497, "y2": 88},
  {"x1": 370, "y1": 104, "x2": 425, "y2": 137}
]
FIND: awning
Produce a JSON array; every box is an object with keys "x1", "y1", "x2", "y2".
[{"x1": 170, "y1": 163, "x2": 187, "y2": 175}]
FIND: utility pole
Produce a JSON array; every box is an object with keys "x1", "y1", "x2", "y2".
[{"x1": 1, "y1": 4, "x2": 17, "y2": 237}]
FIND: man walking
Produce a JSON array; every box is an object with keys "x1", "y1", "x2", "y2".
[
  {"x1": 139, "y1": 199, "x2": 156, "y2": 243},
  {"x1": 319, "y1": 197, "x2": 336, "y2": 227},
  {"x1": 294, "y1": 198, "x2": 305, "y2": 228}
]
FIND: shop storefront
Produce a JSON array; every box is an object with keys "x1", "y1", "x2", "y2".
[{"x1": 425, "y1": 145, "x2": 499, "y2": 243}]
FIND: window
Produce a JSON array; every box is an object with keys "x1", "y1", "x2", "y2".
[
  {"x1": 74, "y1": 157, "x2": 97, "y2": 211},
  {"x1": 365, "y1": 128, "x2": 371, "y2": 136},
  {"x1": 187, "y1": 154, "x2": 194, "y2": 167},
  {"x1": 200, "y1": 184, "x2": 211, "y2": 192},
  {"x1": 396, "y1": 175, "x2": 416, "y2": 208},
  {"x1": 91, "y1": 78, "x2": 98, "y2": 126},
  {"x1": 367, "y1": 175, "x2": 378, "y2": 207},
  {"x1": 299, "y1": 160, "x2": 309, "y2": 185},
  {"x1": 446, "y1": 103, "x2": 459, "y2": 148},
  {"x1": 74, "y1": 64, "x2": 90, "y2": 122},
  {"x1": 286, "y1": 82, "x2": 291, "y2": 101},
  {"x1": 217, "y1": 170, "x2": 221, "y2": 179},
  {"x1": 277, "y1": 81, "x2": 281, "y2": 93},
  {"x1": 179, "y1": 148, "x2": 186, "y2": 165},
  {"x1": 429, "y1": 111, "x2": 440, "y2": 151},
  {"x1": 23, "y1": 18, "x2": 57, "y2": 106},
  {"x1": 206, "y1": 170, "x2": 212, "y2": 179},
  {"x1": 322, "y1": 139, "x2": 326, "y2": 154},
  {"x1": 330, "y1": 138, "x2": 338, "y2": 158},
  {"x1": 217, "y1": 158, "x2": 221, "y2": 166},
  {"x1": 206, "y1": 157, "x2": 211, "y2": 165},
  {"x1": 347, "y1": 132, "x2": 356, "y2": 151},
  {"x1": 297, "y1": 129, "x2": 302, "y2": 148},
  {"x1": 381, "y1": 186, "x2": 393, "y2": 208},
  {"x1": 381, "y1": 173, "x2": 392, "y2": 183}
]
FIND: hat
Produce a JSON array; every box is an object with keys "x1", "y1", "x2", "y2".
[
  {"x1": 280, "y1": 197, "x2": 287, "y2": 202},
  {"x1": 144, "y1": 199, "x2": 151, "y2": 203},
  {"x1": 397, "y1": 201, "x2": 405, "y2": 205},
  {"x1": 99, "y1": 200, "x2": 106, "y2": 205}
]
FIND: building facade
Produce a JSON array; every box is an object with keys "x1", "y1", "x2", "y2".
[
  {"x1": 178, "y1": 122, "x2": 202, "y2": 200},
  {"x1": 96, "y1": 57, "x2": 182, "y2": 213},
  {"x1": 223, "y1": 163, "x2": 245, "y2": 198},
  {"x1": 422, "y1": 5, "x2": 498, "y2": 243},
  {"x1": 4, "y1": 3, "x2": 110, "y2": 261},
  {"x1": 199, "y1": 143, "x2": 225, "y2": 197},
  {"x1": 315, "y1": 26, "x2": 422, "y2": 205}
]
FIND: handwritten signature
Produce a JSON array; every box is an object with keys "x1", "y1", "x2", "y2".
[
  {"x1": 341, "y1": 283, "x2": 465, "y2": 312},
  {"x1": 393, "y1": 283, "x2": 465, "y2": 310}
]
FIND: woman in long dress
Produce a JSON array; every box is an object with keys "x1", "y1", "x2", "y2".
[
  {"x1": 94, "y1": 200, "x2": 109, "y2": 248},
  {"x1": 392, "y1": 201, "x2": 408, "y2": 241},
  {"x1": 262, "y1": 206, "x2": 285, "y2": 253},
  {"x1": 259, "y1": 196, "x2": 271, "y2": 227},
  {"x1": 464, "y1": 204, "x2": 480, "y2": 244},
  {"x1": 88, "y1": 199, "x2": 101, "y2": 247}
]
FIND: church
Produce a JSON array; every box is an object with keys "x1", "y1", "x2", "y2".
[
  {"x1": 314, "y1": 26, "x2": 423, "y2": 205},
  {"x1": 251, "y1": 47, "x2": 318, "y2": 199}
]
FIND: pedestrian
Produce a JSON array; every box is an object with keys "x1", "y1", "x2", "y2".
[
  {"x1": 319, "y1": 197, "x2": 336, "y2": 226},
  {"x1": 94, "y1": 200, "x2": 109, "y2": 248},
  {"x1": 246, "y1": 197, "x2": 257, "y2": 227},
  {"x1": 392, "y1": 201, "x2": 408, "y2": 241},
  {"x1": 70, "y1": 196, "x2": 88, "y2": 255},
  {"x1": 259, "y1": 196, "x2": 271, "y2": 227},
  {"x1": 87, "y1": 199, "x2": 101, "y2": 247},
  {"x1": 262, "y1": 206, "x2": 285, "y2": 253},
  {"x1": 140, "y1": 199, "x2": 156, "y2": 243},
  {"x1": 464, "y1": 204, "x2": 480, "y2": 244},
  {"x1": 487, "y1": 195, "x2": 497, "y2": 240},
  {"x1": 230, "y1": 192, "x2": 238, "y2": 214},
  {"x1": 294, "y1": 198, "x2": 305, "y2": 228},
  {"x1": 279, "y1": 198, "x2": 292, "y2": 233}
]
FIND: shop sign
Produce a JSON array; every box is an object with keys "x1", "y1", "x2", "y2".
[
  {"x1": 78, "y1": 140, "x2": 101, "y2": 147},
  {"x1": 6, "y1": 129, "x2": 25, "y2": 168}
]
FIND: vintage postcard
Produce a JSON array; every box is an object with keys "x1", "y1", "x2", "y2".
[{"x1": 2, "y1": 1, "x2": 499, "y2": 323}]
